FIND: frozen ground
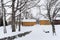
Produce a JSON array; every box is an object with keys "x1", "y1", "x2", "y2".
[{"x1": 0, "y1": 24, "x2": 60, "y2": 40}]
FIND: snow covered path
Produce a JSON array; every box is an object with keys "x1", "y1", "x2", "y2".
[{"x1": 14, "y1": 25, "x2": 60, "y2": 40}]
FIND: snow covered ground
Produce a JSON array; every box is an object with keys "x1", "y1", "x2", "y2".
[
  {"x1": 14, "y1": 25, "x2": 60, "y2": 40},
  {"x1": 0, "y1": 24, "x2": 60, "y2": 40}
]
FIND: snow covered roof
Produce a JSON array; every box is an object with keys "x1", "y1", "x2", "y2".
[{"x1": 21, "y1": 19, "x2": 36, "y2": 22}]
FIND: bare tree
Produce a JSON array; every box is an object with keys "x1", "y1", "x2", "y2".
[
  {"x1": 45, "y1": 0, "x2": 60, "y2": 35},
  {"x1": 1, "y1": 0, "x2": 41, "y2": 32},
  {"x1": 1, "y1": 0, "x2": 7, "y2": 33},
  {"x1": 15, "y1": 0, "x2": 41, "y2": 31},
  {"x1": 52, "y1": 2, "x2": 60, "y2": 19}
]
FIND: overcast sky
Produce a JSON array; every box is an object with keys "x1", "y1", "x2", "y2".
[{"x1": 3, "y1": 0, "x2": 48, "y2": 20}]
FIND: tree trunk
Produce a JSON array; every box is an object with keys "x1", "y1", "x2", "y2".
[
  {"x1": 48, "y1": 9, "x2": 56, "y2": 35},
  {"x1": 18, "y1": 14, "x2": 21, "y2": 31},
  {"x1": 1, "y1": 0, "x2": 7, "y2": 33},
  {"x1": 51, "y1": 21, "x2": 56, "y2": 35},
  {"x1": 11, "y1": 0, "x2": 16, "y2": 32},
  {"x1": 36, "y1": 19, "x2": 39, "y2": 24}
]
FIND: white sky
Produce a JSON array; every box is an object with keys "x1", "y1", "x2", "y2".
[
  {"x1": 3, "y1": 0, "x2": 48, "y2": 20},
  {"x1": 3, "y1": 0, "x2": 60, "y2": 20}
]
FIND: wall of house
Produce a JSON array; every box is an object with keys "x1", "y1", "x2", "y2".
[
  {"x1": 22, "y1": 20, "x2": 60, "y2": 26},
  {"x1": 39, "y1": 20, "x2": 51, "y2": 25}
]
